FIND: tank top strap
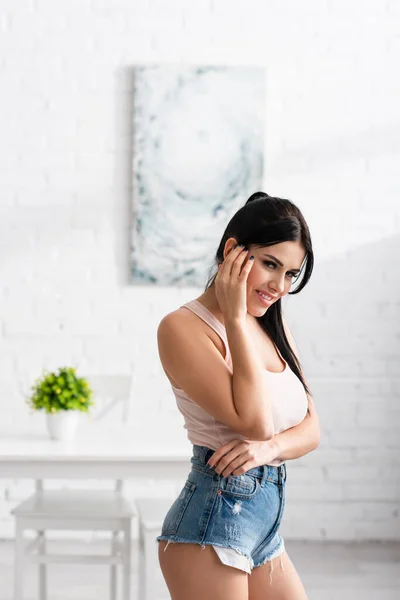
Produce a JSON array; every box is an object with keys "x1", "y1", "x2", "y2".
[{"x1": 182, "y1": 300, "x2": 231, "y2": 363}]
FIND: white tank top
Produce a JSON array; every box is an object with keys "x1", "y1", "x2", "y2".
[{"x1": 169, "y1": 299, "x2": 308, "y2": 467}]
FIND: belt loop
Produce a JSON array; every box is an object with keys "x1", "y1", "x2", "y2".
[
  {"x1": 260, "y1": 465, "x2": 268, "y2": 487},
  {"x1": 277, "y1": 465, "x2": 284, "y2": 499},
  {"x1": 204, "y1": 448, "x2": 214, "y2": 464}
]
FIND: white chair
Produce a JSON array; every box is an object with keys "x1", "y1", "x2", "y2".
[
  {"x1": 12, "y1": 481, "x2": 134, "y2": 600},
  {"x1": 88, "y1": 374, "x2": 134, "y2": 423},
  {"x1": 135, "y1": 498, "x2": 173, "y2": 600},
  {"x1": 11, "y1": 374, "x2": 135, "y2": 600}
]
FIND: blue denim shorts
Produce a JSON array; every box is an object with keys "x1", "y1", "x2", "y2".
[{"x1": 156, "y1": 444, "x2": 287, "y2": 575}]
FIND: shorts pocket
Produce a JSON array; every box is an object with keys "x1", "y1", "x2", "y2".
[
  {"x1": 161, "y1": 480, "x2": 196, "y2": 535},
  {"x1": 221, "y1": 473, "x2": 260, "y2": 499}
]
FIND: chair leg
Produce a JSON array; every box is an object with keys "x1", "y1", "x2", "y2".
[
  {"x1": 110, "y1": 531, "x2": 118, "y2": 600},
  {"x1": 122, "y1": 521, "x2": 131, "y2": 600},
  {"x1": 38, "y1": 531, "x2": 47, "y2": 600},
  {"x1": 138, "y1": 522, "x2": 145, "y2": 600},
  {"x1": 14, "y1": 522, "x2": 24, "y2": 600}
]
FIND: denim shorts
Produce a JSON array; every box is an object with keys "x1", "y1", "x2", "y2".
[{"x1": 156, "y1": 444, "x2": 287, "y2": 575}]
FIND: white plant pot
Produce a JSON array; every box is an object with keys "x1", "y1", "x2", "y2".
[{"x1": 46, "y1": 411, "x2": 81, "y2": 441}]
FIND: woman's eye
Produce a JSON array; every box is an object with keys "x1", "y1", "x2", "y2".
[
  {"x1": 289, "y1": 272, "x2": 301, "y2": 281},
  {"x1": 263, "y1": 261, "x2": 297, "y2": 280}
]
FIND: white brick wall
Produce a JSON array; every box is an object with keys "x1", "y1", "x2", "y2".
[{"x1": 0, "y1": 0, "x2": 399, "y2": 541}]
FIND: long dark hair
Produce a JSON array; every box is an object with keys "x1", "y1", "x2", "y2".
[{"x1": 205, "y1": 191, "x2": 314, "y2": 397}]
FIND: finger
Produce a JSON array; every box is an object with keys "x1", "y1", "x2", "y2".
[
  {"x1": 232, "y1": 461, "x2": 253, "y2": 476},
  {"x1": 221, "y1": 245, "x2": 246, "y2": 274},
  {"x1": 207, "y1": 447, "x2": 231, "y2": 469},
  {"x1": 214, "y1": 448, "x2": 243, "y2": 475},
  {"x1": 226, "y1": 248, "x2": 247, "y2": 279},
  {"x1": 220, "y1": 457, "x2": 248, "y2": 477},
  {"x1": 231, "y1": 249, "x2": 249, "y2": 276},
  {"x1": 238, "y1": 254, "x2": 255, "y2": 279},
  {"x1": 222, "y1": 452, "x2": 252, "y2": 476},
  {"x1": 207, "y1": 440, "x2": 238, "y2": 468},
  {"x1": 225, "y1": 245, "x2": 245, "y2": 262},
  {"x1": 207, "y1": 449, "x2": 223, "y2": 468}
]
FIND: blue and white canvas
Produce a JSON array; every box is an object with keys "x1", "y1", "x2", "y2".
[{"x1": 131, "y1": 65, "x2": 265, "y2": 286}]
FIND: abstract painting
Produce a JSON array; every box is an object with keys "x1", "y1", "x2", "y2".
[{"x1": 131, "y1": 65, "x2": 265, "y2": 286}]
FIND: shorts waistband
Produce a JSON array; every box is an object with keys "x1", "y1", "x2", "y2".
[{"x1": 191, "y1": 444, "x2": 287, "y2": 485}]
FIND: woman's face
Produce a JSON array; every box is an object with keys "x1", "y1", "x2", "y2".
[{"x1": 223, "y1": 239, "x2": 306, "y2": 317}]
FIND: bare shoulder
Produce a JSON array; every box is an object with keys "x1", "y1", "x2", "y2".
[
  {"x1": 157, "y1": 306, "x2": 226, "y2": 387},
  {"x1": 157, "y1": 306, "x2": 203, "y2": 341},
  {"x1": 157, "y1": 305, "x2": 227, "y2": 392},
  {"x1": 157, "y1": 306, "x2": 217, "y2": 354}
]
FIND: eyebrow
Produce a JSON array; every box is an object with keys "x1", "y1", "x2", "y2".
[{"x1": 263, "y1": 254, "x2": 302, "y2": 274}]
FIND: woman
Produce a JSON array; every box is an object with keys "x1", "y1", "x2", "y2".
[{"x1": 156, "y1": 192, "x2": 320, "y2": 600}]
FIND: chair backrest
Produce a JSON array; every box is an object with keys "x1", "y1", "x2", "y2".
[
  {"x1": 86, "y1": 373, "x2": 134, "y2": 498},
  {"x1": 34, "y1": 374, "x2": 134, "y2": 495},
  {"x1": 86, "y1": 374, "x2": 134, "y2": 423}
]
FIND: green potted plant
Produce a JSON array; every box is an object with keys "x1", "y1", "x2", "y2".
[{"x1": 27, "y1": 367, "x2": 94, "y2": 441}]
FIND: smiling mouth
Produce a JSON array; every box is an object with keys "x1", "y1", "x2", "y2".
[{"x1": 256, "y1": 290, "x2": 277, "y2": 304}]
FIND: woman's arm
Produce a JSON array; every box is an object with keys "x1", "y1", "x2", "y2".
[
  {"x1": 207, "y1": 315, "x2": 321, "y2": 476},
  {"x1": 207, "y1": 394, "x2": 320, "y2": 476}
]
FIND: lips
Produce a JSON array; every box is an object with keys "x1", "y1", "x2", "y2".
[{"x1": 257, "y1": 290, "x2": 277, "y2": 301}]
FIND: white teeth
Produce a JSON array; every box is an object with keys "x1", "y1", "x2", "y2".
[{"x1": 258, "y1": 291, "x2": 272, "y2": 301}]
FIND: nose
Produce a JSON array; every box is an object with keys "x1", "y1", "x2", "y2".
[{"x1": 269, "y1": 272, "x2": 285, "y2": 294}]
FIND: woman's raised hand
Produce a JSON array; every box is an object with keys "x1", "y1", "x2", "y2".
[{"x1": 215, "y1": 245, "x2": 254, "y2": 324}]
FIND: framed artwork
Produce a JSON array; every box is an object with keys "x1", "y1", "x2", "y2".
[{"x1": 131, "y1": 65, "x2": 265, "y2": 286}]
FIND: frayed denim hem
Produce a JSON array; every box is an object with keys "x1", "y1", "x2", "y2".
[
  {"x1": 156, "y1": 535, "x2": 286, "y2": 582},
  {"x1": 252, "y1": 538, "x2": 286, "y2": 584},
  {"x1": 156, "y1": 535, "x2": 254, "y2": 573}
]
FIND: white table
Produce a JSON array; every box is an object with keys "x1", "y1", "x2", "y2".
[{"x1": 0, "y1": 426, "x2": 192, "y2": 480}]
